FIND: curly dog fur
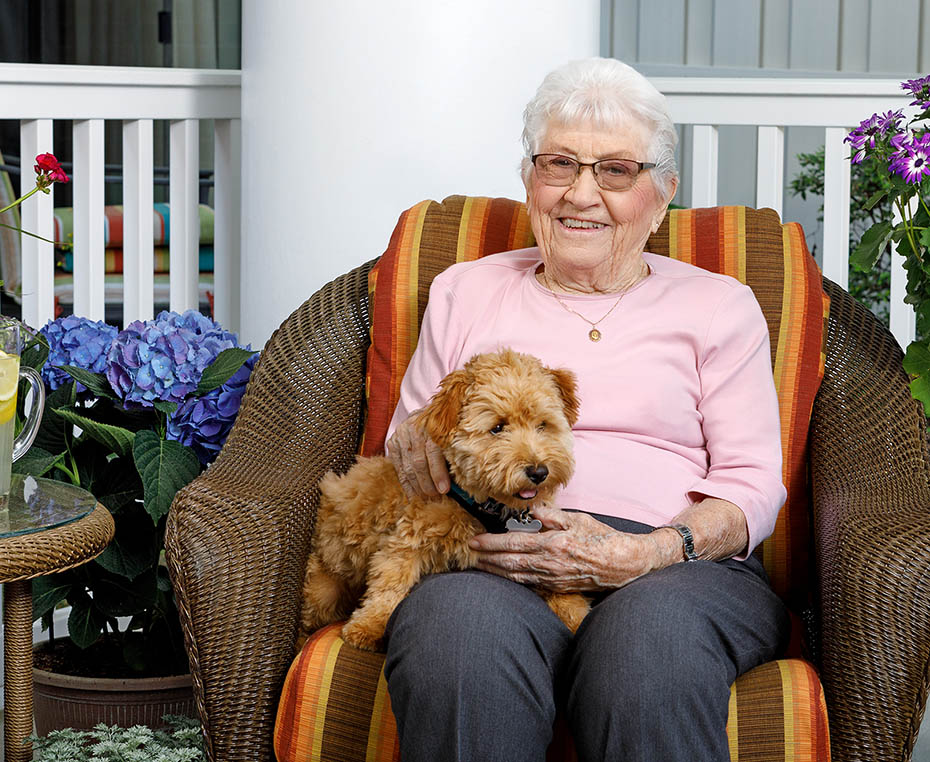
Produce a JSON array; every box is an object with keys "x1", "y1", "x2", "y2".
[{"x1": 297, "y1": 349, "x2": 590, "y2": 652}]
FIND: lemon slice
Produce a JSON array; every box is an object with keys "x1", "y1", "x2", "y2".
[{"x1": 0, "y1": 350, "x2": 20, "y2": 425}]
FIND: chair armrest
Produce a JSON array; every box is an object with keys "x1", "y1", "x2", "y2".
[
  {"x1": 166, "y1": 258, "x2": 375, "y2": 762},
  {"x1": 810, "y1": 279, "x2": 930, "y2": 762}
]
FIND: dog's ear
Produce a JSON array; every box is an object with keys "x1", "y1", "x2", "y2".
[
  {"x1": 548, "y1": 367, "x2": 580, "y2": 427},
  {"x1": 414, "y1": 368, "x2": 470, "y2": 446}
]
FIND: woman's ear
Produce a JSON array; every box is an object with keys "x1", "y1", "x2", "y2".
[
  {"x1": 413, "y1": 369, "x2": 470, "y2": 447},
  {"x1": 652, "y1": 177, "x2": 680, "y2": 233},
  {"x1": 547, "y1": 367, "x2": 580, "y2": 428}
]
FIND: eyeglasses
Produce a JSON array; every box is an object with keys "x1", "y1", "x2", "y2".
[{"x1": 531, "y1": 153, "x2": 656, "y2": 191}]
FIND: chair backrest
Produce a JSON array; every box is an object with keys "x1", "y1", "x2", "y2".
[{"x1": 361, "y1": 196, "x2": 828, "y2": 609}]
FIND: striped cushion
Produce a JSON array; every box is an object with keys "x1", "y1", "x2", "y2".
[
  {"x1": 359, "y1": 198, "x2": 828, "y2": 608},
  {"x1": 274, "y1": 625, "x2": 830, "y2": 762}
]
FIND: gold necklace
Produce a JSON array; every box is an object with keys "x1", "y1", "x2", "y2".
[{"x1": 542, "y1": 270, "x2": 631, "y2": 342}]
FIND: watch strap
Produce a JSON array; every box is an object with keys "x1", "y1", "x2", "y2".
[{"x1": 661, "y1": 523, "x2": 698, "y2": 562}]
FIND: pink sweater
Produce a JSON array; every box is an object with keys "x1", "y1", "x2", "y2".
[{"x1": 386, "y1": 248, "x2": 786, "y2": 558}]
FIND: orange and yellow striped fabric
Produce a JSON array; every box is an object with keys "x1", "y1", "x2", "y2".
[
  {"x1": 360, "y1": 197, "x2": 828, "y2": 608},
  {"x1": 274, "y1": 626, "x2": 830, "y2": 762},
  {"x1": 277, "y1": 198, "x2": 833, "y2": 762}
]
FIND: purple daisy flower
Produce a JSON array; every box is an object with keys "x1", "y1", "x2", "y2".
[
  {"x1": 891, "y1": 133, "x2": 930, "y2": 184},
  {"x1": 902, "y1": 75, "x2": 930, "y2": 109}
]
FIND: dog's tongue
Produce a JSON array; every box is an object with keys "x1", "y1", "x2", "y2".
[{"x1": 519, "y1": 488, "x2": 538, "y2": 499}]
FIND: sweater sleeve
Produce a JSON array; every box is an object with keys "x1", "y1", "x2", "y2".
[
  {"x1": 686, "y1": 284, "x2": 786, "y2": 558},
  {"x1": 385, "y1": 277, "x2": 462, "y2": 444}
]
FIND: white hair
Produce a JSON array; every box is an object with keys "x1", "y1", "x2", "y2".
[{"x1": 521, "y1": 58, "x2": 679, "y2": 200}]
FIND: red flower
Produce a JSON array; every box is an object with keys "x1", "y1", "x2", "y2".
[{"x1": 33, "y1": 153, "x2": 69, "y2": 189}]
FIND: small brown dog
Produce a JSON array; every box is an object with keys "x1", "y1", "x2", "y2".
[{"x1": 298, "y1": 348, "x2": 590, "y2": 652}]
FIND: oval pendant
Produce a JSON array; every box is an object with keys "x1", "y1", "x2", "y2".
[{"x1": 588, "y1": 328, "x2": 602, "y2": 342}]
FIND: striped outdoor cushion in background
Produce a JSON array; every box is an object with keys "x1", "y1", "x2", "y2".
[
  {"x1": 275, "y1": 625, "x2": 830, "y2": 762},
  {"x1": 275, "y1": 197, "x2": 833, "y2": 761}
]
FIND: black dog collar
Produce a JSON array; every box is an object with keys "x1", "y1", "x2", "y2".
[{"x1": 446, "y1": 481, "x2": 542, "y2": 534}]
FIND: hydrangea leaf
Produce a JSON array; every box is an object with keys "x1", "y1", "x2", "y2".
[
  {"x1": 67, "y1": 593, "x2": 108, "y2": 649},
  {"x1": 153, "y1": 400, "x2": 178, "y2": 416},
  {"x1": 94, "y1": 506, "x2": 158, "y2": 581},
  {"x1": 11, "y1": 446, "x2": 63, "y2": 478},
  {"x1": 32, "y1": 574, "x2": 72, "y2": 622},
  {"x1": 53, "y1": 408, "x2": 136, "y2": 459},
  {"x1": 60, "y1": 365, "x2": 117, "y2": 400},
  {"x1": 195, "y1": 347, "x2": 257, "y2": 396},
  {"x1": 92, "y1": 568, "x2": 157, "y2": 617},
  {"x1": 133, "y1": 429, "x2": 201, "y2": 524},
  {"x1": 850, "y1": 220, "x2": 895, "y2": 271}
]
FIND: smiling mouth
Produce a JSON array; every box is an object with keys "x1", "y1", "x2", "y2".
[
  {"x1": 560, "y1": 218, "x2": 606, "y2": 230},
  {"x1": 515, "y1": 488, "x2": 539, "y2": 500}
]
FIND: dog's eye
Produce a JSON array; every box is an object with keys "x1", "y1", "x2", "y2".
[
  {"x1": 490, "y1": 422, "x2": 506, "y2": 435},
  {"x1": 537, "y1": 421, "x2": 547, "y2": 431}
]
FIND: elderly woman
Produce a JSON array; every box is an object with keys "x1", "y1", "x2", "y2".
[{"x1": 383, "y1": 58, "x2": 789, "y2": 762}]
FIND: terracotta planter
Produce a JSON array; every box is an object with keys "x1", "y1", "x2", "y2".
[{"x1": 32, "y1": 665, "x2": 196, "y2": 734}]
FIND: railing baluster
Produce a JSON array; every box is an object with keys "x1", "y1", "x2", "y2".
[
  {"x1": 691, "y1": 125, "x2": 718, "y2": 208},
  {"x1": 890, "y1": 202, "x2": 917, "y2": 348},
  {"x1": 19, "y1": 119, "x2": 55, "y2": 329},
  {"x1": 169, "y1": 119, "x2": 200, "y2": 314},
  {"x1": 756, "y1": 126, "x2": 784, "y2": 216},
  {"x1": 122, "y1": 119, "x2": 155, "y2": 326},
  {"x1": 72, "y1": 119, "x2": 105, "y2": 321},
  {"x1": 213, "y1": 119, "x2": 241, "y2": 333},
  {"x1": 822, "y1": 127, "x2": 852, "y2": 290}
]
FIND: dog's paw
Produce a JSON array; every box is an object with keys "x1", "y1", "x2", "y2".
[{"x1": 340, "y1": 620, "x2": 386, "y2": 652}]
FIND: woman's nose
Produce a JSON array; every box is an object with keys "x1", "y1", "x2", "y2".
[{"x1": 564, "y1": 165, "x2": 601, "y2": 205}]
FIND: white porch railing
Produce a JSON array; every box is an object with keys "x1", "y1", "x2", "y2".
[
  {"x1": 0, "y1": 63, "x2": 241, "y2": 332},
  {"x1": 653, "y1": 76, "x2": 914, "y2": 347},
  {"x1": 0, "y1": 68, "x2": 915, "y2": 346}
]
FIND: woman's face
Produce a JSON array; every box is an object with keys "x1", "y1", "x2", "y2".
[{"x1": 524, "y1": 118, "x2": 677, "y2": 289}]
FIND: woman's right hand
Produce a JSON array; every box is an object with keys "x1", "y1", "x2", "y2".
[{"x1": 386, "y1": 414, "x2": 450, "y2": 499}]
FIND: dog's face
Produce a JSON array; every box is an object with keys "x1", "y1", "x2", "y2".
[{"x1": 414, "y1": 349, "x2": 578, "y2": 511}]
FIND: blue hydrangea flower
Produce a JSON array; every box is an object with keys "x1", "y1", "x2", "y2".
[
  {"x1": 39, "y1": 316, "x2": 118, "y2": 392},
  {"x1": 166, "y1": 353, "x2": 256, "y2": 464},
  {"x1": 105, "y1": 310, "x2": 242, "y2": 407}
]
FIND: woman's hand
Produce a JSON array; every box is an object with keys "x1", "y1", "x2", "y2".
[
  {"x1": 467, "y1": 506, "x2": 682, "y2": 592},
  {"x1": 386, "y1": 414, "x2": 450, "y2": 499}
]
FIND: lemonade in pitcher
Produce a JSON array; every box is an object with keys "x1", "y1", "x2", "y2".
[
  {"x1": 0, "y1": 349, "x2": 20, "y2": 495},
  {"x1": 0, "y1": 320, "x2": 45, "y2": 498}
]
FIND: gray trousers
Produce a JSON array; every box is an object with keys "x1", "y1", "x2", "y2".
[{"x1": 383, "y1": 515, "x2": 791, "y2": 762}]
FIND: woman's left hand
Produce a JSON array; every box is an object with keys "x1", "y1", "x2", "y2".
[{"x1": 467, "y1": 506, "x2": 680, "y2": 592}]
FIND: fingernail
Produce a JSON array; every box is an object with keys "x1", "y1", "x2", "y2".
[{"x1": 468, "y1": 538, "x2": 480, "y2": 549}]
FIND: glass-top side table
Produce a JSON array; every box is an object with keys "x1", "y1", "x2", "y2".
[
  {"x1": 0, "y1": 474, "x2": 98, "y2": 539},
  {"x1": 0, "y1": 474, "x2": 114, "y2": 762}
]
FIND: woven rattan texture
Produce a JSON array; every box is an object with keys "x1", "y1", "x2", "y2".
[
  {"x1": 165, "y1": 259, "x2": 375, "y2": 762},
  {"x1": 0, "y1": 504, "x2": 114, "y2": 581},
  {"x1": 810, "y1": 279, "x2": 930, "y2": 762},
  {"x1": 167, "y1": 263, "x2": 930, "y2": 762}
]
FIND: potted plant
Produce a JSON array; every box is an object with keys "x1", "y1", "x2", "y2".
[
  {"x1": 22, "y1": 310, "x2": 256, "y2": 731},
  {"x1": 844, "y1": 74, "x2": 930, "y2": 406}
]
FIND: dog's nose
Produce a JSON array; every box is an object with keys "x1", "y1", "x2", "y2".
[{"x1": 525, "y1": 465, "x2": 549, "y2": 484}]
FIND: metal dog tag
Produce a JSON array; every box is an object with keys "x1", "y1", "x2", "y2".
[{"x1": 505, "y1": 516, "x2": 542, "y2": 533}]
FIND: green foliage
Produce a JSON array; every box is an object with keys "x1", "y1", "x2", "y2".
[
  {"x1": 789, "y1": 145, "x2": 894, "y2": 322},
  {"x1": 23, "y1": 329, "x2": 254, "y2": 677},
  {"x1": 29, "y1": 715, "x2": 205, "y2": 762}
]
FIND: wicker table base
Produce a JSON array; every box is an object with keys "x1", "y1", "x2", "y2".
[{"x1": 1, "y1": 499, "x2": 114, "y2": 762}]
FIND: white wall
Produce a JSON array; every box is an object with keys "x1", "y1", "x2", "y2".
[{"x1": 240, "y1": 0, "x2": 600, "y2": 345}]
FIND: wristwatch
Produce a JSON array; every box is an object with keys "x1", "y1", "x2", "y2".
[{"x1": 661, "y1": 523, "x2": 699, "y2": 562}]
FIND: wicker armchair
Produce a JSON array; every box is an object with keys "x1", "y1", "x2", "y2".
[{"x1": 166, "y1": 235, "x2": 930, "y2": 762}]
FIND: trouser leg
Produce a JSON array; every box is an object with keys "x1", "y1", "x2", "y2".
[
  {"x1": 384, "y1": 570, "x2": 571, "y2": 762},
  {"x1": 565, "y1": 548, "x2": 791, "y2": 762}
]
